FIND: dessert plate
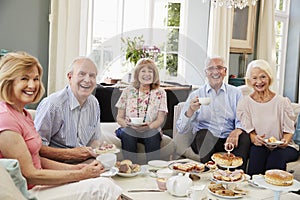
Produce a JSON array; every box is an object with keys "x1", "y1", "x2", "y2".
[
  {"x1": 128, "y1": 122, "x2": 147, "y2": 126},
  {"x1": 93, "y1": 148, "x2": 120, "y2": 155},
  {"x1": 168, "y1": 161, "x2": 208, "y2": 174},
  {"x1": 100, "y1": 167, "x2": 118, "y2": 177},
  {"x1": 264, "y1": 139, "x2": 284, "y2": 146},
  {"x1": 253, "y1": 176, "x2": 300, "y2": 192},
  {"x1": 210, "y1": 173, "x2": 245, "y2": 184},
  {"x1": 148, "y1": 160, "x2": 169, "y2": 168}
]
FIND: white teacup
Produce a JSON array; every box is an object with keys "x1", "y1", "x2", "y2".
[
  {"x1": 198, "y1": 97, "x2": 211, "y2": 105},
  {"x1": 96, "y1": 153, "x2": 117, "y2": 169},
  {"x1": 130, "y1": 117, "x2": 144, "y2": 125},
  {"x1": 187, "y1": 185, "x2": 206, "y2": 200}
]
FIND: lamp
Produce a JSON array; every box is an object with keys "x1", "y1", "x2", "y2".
[{"x1": 203, "y1": 0, "x2": 258, "y2": 9}]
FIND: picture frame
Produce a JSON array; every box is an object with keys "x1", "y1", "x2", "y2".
[{"x1": 230, "y1": 5, "x2": 257, "y2": 53}]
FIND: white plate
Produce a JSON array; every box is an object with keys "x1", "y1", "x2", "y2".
[
  {"x1": 117, "y1": 170, "x2": 141, "y2": 177},
  {"x1": 207, "y1": 187, "x2": 243, "y2": 199},
  {"x1": 128, "y1": 122, "x2": 147, "y2": 126},
  {"x1": 168, "y1": 161, "x2": 208, "y2": 174},
  {"x1": 253, "y1": 176, "x2": 300, "y2": 192},
  {"x1": 148, "y1": 160, "x2": 169, "y2": 168},
  {"x1": 100, "y1": 167, "x2": 119, "y2": 177},
  {"x1": 117, "y1": 165, "x2": 147, "y2": 177},
  {"x1": 93, "y1": 148, "x2": 120, "y2": 155},
  {"x1": 264, "y1": 139, "x2": 284, "y2": 146},
  {"x1": 211, "y1": 174, "x2": 245, "y2": 184}
]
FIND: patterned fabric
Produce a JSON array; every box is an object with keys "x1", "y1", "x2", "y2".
[
  {"x1": 34, "y1": 85, "x2": 101, "y2": 148},
  {"x1": 115, "y1": 85, "x2": 168, "y2": 122},
  {"x1": 0, "y1": 102, "x2": 42, "y2": 189}
]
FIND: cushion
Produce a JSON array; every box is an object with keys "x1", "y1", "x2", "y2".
[
  {"x1": 0, "y1": 159, "x2": 37, "y2": 200},
  {"x1": 0, "y1": 164, "x2": 27, "y2": 200}
]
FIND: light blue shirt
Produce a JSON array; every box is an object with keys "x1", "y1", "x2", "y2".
[
  {"x1": 176, "y1": 83, "x2": 243, "y2": 138},
  {"x1": 34, "y1": 86, "x2": 101, "y2": 148}
]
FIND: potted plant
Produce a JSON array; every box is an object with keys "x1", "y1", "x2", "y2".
[{"x1": 121, "y1": 35, "x2": 160, "y2": 66}]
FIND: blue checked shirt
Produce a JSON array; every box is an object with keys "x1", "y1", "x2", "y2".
[
  {"x1": 176, "y1": 83, "x2": 243, "y2": 138},
  {"x1": 34, "y1": 86, "x2": 101, "y2": 148}
]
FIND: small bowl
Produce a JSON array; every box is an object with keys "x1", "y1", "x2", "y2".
[
  {"x1": 198, "y1": 97, "x2": 211, "y2": 105},
  {"x1": 130, "y1": 117, "x2": 144, "y2": 125}
]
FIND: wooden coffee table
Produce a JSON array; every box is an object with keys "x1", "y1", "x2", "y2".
[{"x1": 112, "y1": 159, "x2": 299, "y2": 200}]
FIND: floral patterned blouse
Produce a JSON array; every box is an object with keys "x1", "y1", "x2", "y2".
[{"x1": 115, "y1": 85, "x2": 168, "y2": 122}]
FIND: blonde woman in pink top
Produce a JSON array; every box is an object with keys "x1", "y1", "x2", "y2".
[
  {"x1": 0, "y1": 52, "x2": 122, "y2": 200},
  {"x1": 237, "y1": 59, "x2": 299, "y2": 176}
]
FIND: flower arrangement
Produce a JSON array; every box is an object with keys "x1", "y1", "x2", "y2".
[{"x1": 121, "y1": 35, "x2": 160, "y2": 65}]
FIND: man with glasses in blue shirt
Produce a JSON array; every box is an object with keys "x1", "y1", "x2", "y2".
[{"x1": 176, "y1": 56, "x2": 250, "y2": 171}]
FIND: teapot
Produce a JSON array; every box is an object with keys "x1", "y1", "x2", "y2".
[{"x1": 166, "y1": 173, "x2": 193, "y2": 197}]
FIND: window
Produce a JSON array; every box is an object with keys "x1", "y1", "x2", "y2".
[
  {"x1": 88, "y1": 0, "x2": 183, "y2": 83},
  {"x1": 274, "y1": 0, "x2": 290, "y2": 95}
]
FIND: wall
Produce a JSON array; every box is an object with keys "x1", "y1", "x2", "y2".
[
  {"x1": 0, "y1": 0, "x2": 50, "y2": 107},
  {"x1": 284, "y1": 0, "x2": 300, "y2": 103},
  {"x1": 0, "y1": 0, "x2": 298, "y2": 103}
]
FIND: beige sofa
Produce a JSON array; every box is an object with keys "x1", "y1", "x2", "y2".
[
  {"x1": 100, "y1": 123, "x2": 175, "y2": 164},
  {"x1": 172, "y1": 85, "x2": 300, "y2": 180}
]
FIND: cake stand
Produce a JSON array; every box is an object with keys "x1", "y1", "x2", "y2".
[{"x1": 253, "y1": 175, "x2": 300, "y2": 200}]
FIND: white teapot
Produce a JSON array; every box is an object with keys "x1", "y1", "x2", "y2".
[{"x1": 166, "y1": 173, "x2": 193, "y2": 197}]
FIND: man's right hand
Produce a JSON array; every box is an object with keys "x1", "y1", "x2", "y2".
[{"x1": 185, "y1": 96, "x2": 200, "y2": 117}]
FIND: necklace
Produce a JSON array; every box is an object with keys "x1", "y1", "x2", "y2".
[{"x1": 137, "y1": 89, "x2": 151, "y2": 123}]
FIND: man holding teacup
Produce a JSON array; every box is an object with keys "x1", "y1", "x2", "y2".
[{"x1": 176, "y1": 56, "x2": 250, "y2": 171}]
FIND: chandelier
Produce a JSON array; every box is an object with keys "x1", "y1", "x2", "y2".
[{"x1": 203, "y1": 0, "x2": 258, "y2": 9}]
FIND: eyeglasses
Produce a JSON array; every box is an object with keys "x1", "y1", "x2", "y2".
[{"x1": 205, "y1": 65, "x2": 226, "y2": 72}]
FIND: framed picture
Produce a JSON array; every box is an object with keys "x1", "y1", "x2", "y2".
[{"x1": 230, "y1": 5, "x2": 257, "y2": 53}]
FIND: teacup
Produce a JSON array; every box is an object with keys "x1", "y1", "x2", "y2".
[
  {"x1": 96, "y1": 153, "x2": 117, "y2": 169},
  {"x1": 130, "y1": 117, "x2": 144, "y2": 125},
  {"x1": 187, "y1": 185, "x2": 206, "y2": 200},
  {"x1": 198, "y1": 97, "x2": 211, "y2": 105}
]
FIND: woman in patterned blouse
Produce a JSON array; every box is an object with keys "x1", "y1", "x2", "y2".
[{"x1": 115, "y1": 58, "x2": 168, "y2": 163}]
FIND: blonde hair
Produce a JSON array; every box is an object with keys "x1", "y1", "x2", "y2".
[
  {"x1": 245, "y1": 59, "x2": 273, "y2": 86},
  {"x1": 0, "y1": 52, "x2": 45, "y2": 104},
  {"x1": 132, "y1": 58, "x2": 160, "y2": 89}
]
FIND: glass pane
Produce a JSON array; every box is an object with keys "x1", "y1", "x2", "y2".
[
  {"x1": 166, "y1": 28, "x2": 179, "y2": 52},
  {"x1": 166, "y1": 53, "x2": 178, "y2": 76},
  {"x1": 123, "y1": 0, "x2": 148, "y2": 32},
  {"x1": 275, "y1": 21, "x2": 283, "y2": 35},
  {"x1": 93, "y1": 0, "x2": 119, "y2": 44},
  {"x1": 167, "y1": 3, "x2": 181, "y2": 27}
]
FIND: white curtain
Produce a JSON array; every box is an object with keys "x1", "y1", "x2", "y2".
[
  {"x1": 256, "y1": 0, "x2": 277, "y2": 92},
  {"x1": 48, "y1": 0, "x2": 89, "y2": 95},
  {"x1": 207, "y1": 5, "x2": 233, "y2": 83}
]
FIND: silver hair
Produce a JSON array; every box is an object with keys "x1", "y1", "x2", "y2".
[
  {"x1": 67, "y1": 56, "x2": 98, "y2": 74},
  {"x1": 245, "y1": 59, "x2": 273, "y2": 86},
  {"x1": 204, "y1": 56, "x2": 225, "y2": 68}
]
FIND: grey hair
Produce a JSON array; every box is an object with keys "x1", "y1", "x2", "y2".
[
  {"x1": 204, "y1": 56, "x2": 225, "y2": 68},
  {"x1": 67, "y1": 56, "x2": 98, "y2": 74}
]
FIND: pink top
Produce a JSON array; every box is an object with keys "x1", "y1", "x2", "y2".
[
  {"x1": 0, "y1": 102, "x2": 42, "y2": 189},
  {"x1": 237, "y1": 95, "x2": 299, "y2": 150},
  {"x1": 115, "y1": 85, "x2": 168, "y2": 122}
]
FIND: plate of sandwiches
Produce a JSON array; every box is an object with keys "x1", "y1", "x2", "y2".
[
  {"x1": 94, "y1": 143, "x2": 120, "y2": 154},
  {"x1": 168, "y1": 161, "x2": 208, "y2": 174}
]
